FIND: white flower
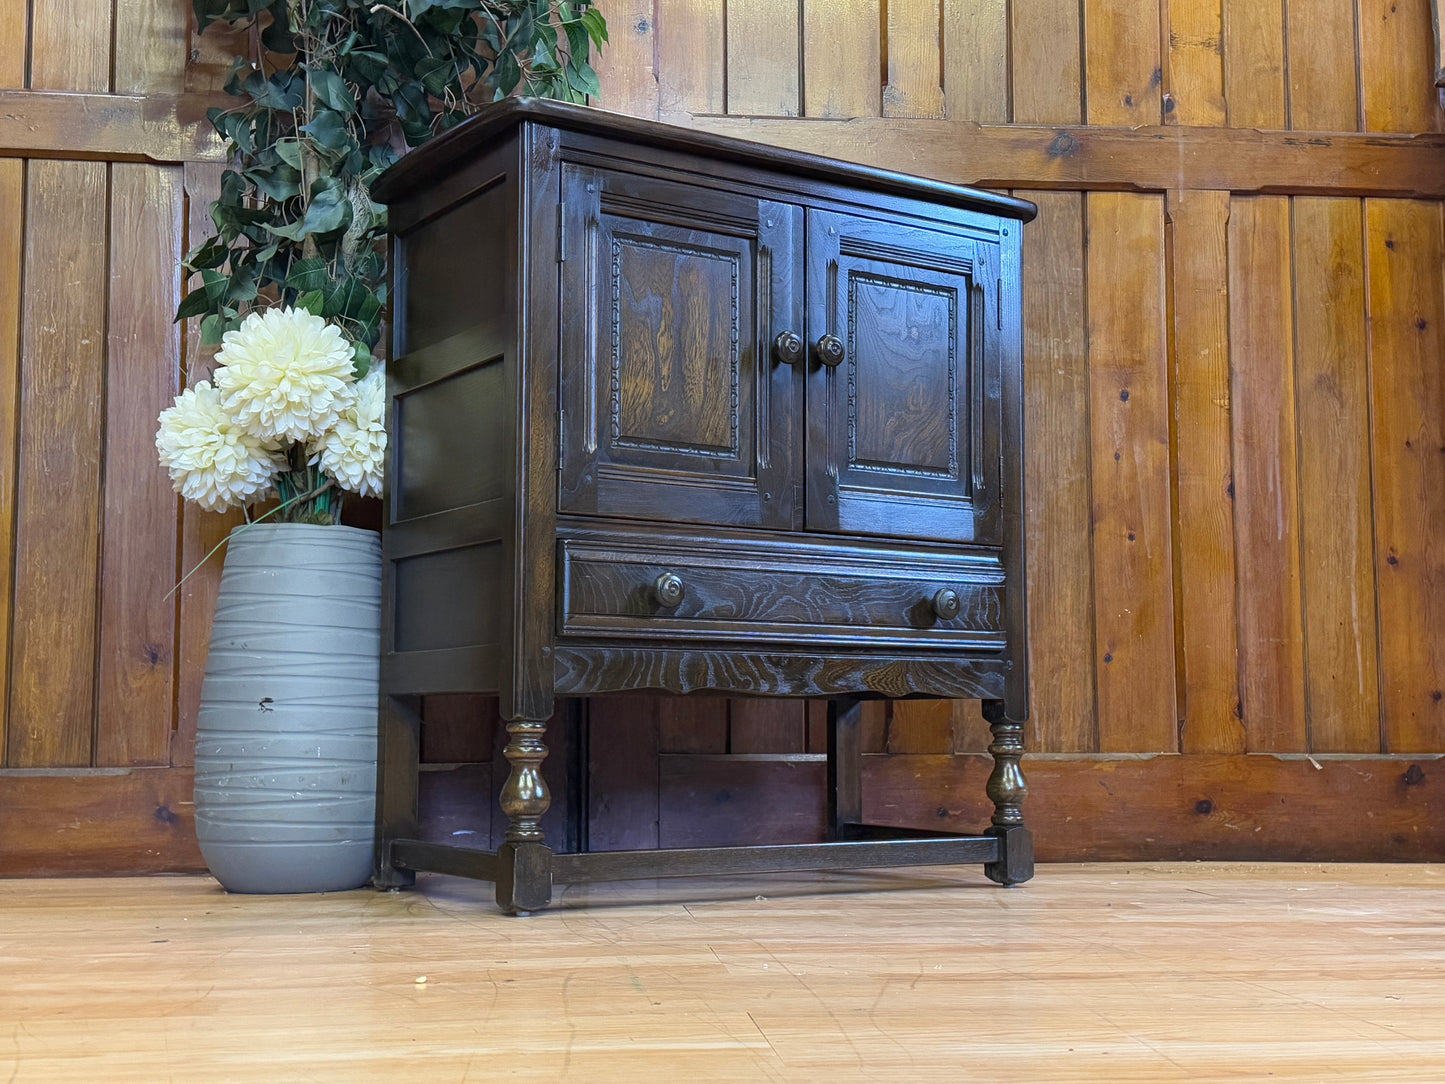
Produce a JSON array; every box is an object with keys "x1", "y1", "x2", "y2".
[
  {"x1": 312, "y1": 363, "x2": 386, "y2": 497},
  {"x1": 156, "y1": 381, "x2": 281, "y2": 511},
  {"x1": 213, "y1": 307, "x2": 357, "y2": 443}
]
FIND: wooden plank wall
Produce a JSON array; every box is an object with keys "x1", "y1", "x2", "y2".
[
  {"x1": 585, "y1": 0, "x2": 1445, "y2": 860},
  {"x1": 1, "y1": 0, "x2": 1444, "y2": 872}
]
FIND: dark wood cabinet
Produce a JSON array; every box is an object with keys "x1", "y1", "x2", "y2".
[{"x1": 372, "y1": 99, "x2": 1036, "y2": 912}]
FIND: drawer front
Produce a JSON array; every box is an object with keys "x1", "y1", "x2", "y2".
[{"x1": 559, "y1": 534, "x2": 1005, "y2": 651}]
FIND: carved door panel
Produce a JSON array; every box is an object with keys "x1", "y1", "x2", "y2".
[
  {"x1": 804, "y1": 209, "x2": 1001, "y2": 545},
  {"x1": 558, "y1": 165, "x2": 802, "y2": 530}
]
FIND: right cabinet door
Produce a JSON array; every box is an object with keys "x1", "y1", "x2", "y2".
[{"x1": 805, "y1": 209, "x2": 1002, "y2": 545}]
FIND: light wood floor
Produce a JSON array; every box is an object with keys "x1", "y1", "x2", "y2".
[{"x1": 1, "y1": 863, "x2": 1443, "y2": 1081}]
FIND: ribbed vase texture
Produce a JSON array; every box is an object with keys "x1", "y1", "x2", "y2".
[{"x1": 195, "y1": 523, "x2": 381, "y2": 893}]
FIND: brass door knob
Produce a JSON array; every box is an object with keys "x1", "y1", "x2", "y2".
[
  {"x1": 932, "y1": 587, "x2": 961, "y2": 621},
  {"x1": 773, "y1": 330, "x2": 804, "y2": 366},
  {"x1": 814, "y1": 333, "x2": 846, "y2": 367},
  {"x1": 654, "y1": 572, "x2": 685, "y2": 607}
]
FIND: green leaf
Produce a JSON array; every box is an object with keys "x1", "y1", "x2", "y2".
[
  {"x1": 491, "y1": 50, "x2": 522, "y2": 97},
  {"x1": 351, "y1": 340, "x2": 372, "y2": 380},
  {"x1": 295, "y1": 290, "x2": 326, "y2": 316},
  {"x1": 176, "y1": 288, "x2": 216, "y2": 321},
  {"x1": 300, "y1": 109, "x2": 355, "y2": 154},
  {"x1": 308, "y1": 67, "x2": 356, "y2": 113},
  {"x1": 286, "y1": 257, "x2": 333, "y2": 294},
  {"x1": 200, "y1": 313, "x2": 229, "y2": 345},
  {"x1": 303, "y1": 176, "x2": 352, "y2": 235},
  {"x1": 273, "y1": 137, "x2": 305, "y2": 170},
  {"x1": 183, "y1": 237, "x2": 229, "y2": 271},
  {"x1": 564, "y1": 58, "x2": 601, "y2": 99},
  {"x1": 580, "y1": 7, "x2": 608, "y2": 47},
  {"x1": 244, "y1": 162, "x2": 302, "y2": 201}
]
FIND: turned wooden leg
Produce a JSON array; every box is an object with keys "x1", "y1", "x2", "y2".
[
  {"x1": 981, "y1": 699, "x2": 1034, "y2": 885},
  {"x1": 496, "y1": 716, "x2": 553, "y2": 913},
  {"x1": 827, "y1": 697, "x2": 863, "y2": 841},
  {"x1": 374, "y1": 693, "x2": 420, "y2": 890}
]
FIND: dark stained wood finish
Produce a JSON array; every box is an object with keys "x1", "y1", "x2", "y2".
[{"x1": 376, "y1": 99, "x2": 1034, "y2": 908}]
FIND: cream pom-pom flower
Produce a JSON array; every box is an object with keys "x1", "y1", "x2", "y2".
[
  {"x1": 156, "y1": 381, "x2": 281, "y2": 512},
  {"x1": 213, "y1": 307, "x2": 357, "y2": 443},
  {"x1": 311, "y1": 362, "x2": 386, "y2": 498}
]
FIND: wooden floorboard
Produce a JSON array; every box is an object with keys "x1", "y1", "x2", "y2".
[{"x1": 1, "y1": 863, "x2": 1443, "y2": 1080}]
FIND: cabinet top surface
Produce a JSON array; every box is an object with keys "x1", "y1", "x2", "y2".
[{"x1": 372, "y1": 97, "x2": 1037, "y2": 222}]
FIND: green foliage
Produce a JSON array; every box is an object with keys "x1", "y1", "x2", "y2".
[{"x1": 179, "y1": 0, "x2": 608, "y2": 350}]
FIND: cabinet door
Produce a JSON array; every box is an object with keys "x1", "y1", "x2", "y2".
[
  {"x1": 805, "y1": 209, "x2": 1001, "y2": 545},
  {"x1": 558, "y1": 165, "x2": 802, "y2": 530}
]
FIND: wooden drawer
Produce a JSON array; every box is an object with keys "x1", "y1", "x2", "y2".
[{"x1": 558, "y1": 531, "x2": 1006, "y2": 651}]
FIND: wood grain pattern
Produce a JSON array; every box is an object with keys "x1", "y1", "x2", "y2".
[
  {"x1": 0, "y1": 769, "x2": 205, "y2": 875},
  {"x1": 0, "y1": 0, "x2": 24, "y2": 86},
  {"x1": 729, "y1": 700, "x2": 806, "y2": 754},
  {"x1": 1011, "y1": 0, "x2": 1082, "y2": 124},
  {"x1": 28, "y1": 0, "x2": 111, "y2": 91},
  {"x1": 173, "y1": 161, "x2": 239, "y2": 769},
  {"x1": 1086, "y1": 192, "x2": 1177, "y2": 753},
  {"x1": 0, "y1": 159, "x2": 19, "y2": 763},
  {"x1": 1360, "y1": 0, "x2": 1445, "y2": 133},
  {"x1": 682, "y1": 116, "x2": 1445, "y2": 198},
  {"x1": 6, "y1": 160, "x2": 108, "y2": 768},
  {"x1": 113, "y1": 0, "x2": 188, "y2": 94},
  {"x1": 1166, "y1": 189, "x2": 1243, "y2": 754},
  {"x1": 864, "y1": 753, "x2": 1445, "y2": 860},
  {"x1": 886, "y1": 700, "x2": 953, "y2": 753},
  {"x1": 656, "y1": 0, "x2": 724, "y2": 118},
  {"x1": 801, "y1": 0, "x2": 881, "y2": 119},
  {"x1": 942, "y1": 0, "x2": 1008, "y2": 122},
  {"x1": 1019, "y1": 191, "x2": 1093, "y2": 754},
  {"x1": 1228, "y1": 195, "x2": 1306, "y2": 753},
  {"x1": 592, "y1": 0, "x2": 659, "y2": 119},
  {"x1": 0, "y1": 90, "x2": 227, "y2": 161},
  {"x1": 1365, "y1": 199, "x2": 1445, "y2": 753},
  {"x1": 656, "y1": 697, "x2": 728, "y2": 753},
  {"x1": 96, "y1": 164, "x2": 183, "y2": 767},
  {"x1": 883, "y1": 0, "x2": 945, "y2": 118},
  {"x1": 658, "y1": 754, "x2": 827, "y2": 845},
  {"x1": 1222, "y1": 0, "x2": 1286, "y2": 128},
  {"x1": 1166, "y1": 0, "x2": 1226, "y2": 125},
  {"x1": 725, "y1": 0, "x2": 800, "y2": 116},
  {"x1": 1286, "y1": 0, "x2": 1362, "y2": 131},
  {"x1": 1292, "y1": 198, "x2": 1380, "y2": 754},
  {"x1": 587, "y1": 695, "x2": 661, "y2": 850},
  {"x1": 1083, "y1": 0, "x2": 1162, "y2": 125}
]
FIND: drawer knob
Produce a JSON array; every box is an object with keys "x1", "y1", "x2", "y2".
[
  {"x1": 773, "y1": 330, "x2": 805, "y2": 366},
  {"x1": 815, "y1": 333, "x2": 846, "y2": 368},
  {"x1": 653, "y1": 572, "x2": 686, "y2": 608},
  {"x1": 932, "y1": 588, "x2": 961, "y2": 621}
]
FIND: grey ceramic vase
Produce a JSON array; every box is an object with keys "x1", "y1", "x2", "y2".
[{"x1": 194, "y1": 522, "x2": 382, "y2": 893}]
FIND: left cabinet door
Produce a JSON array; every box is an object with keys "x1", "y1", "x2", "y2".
[{"x1": 557, "y1": 165, "x2": 801, "y2": 530}]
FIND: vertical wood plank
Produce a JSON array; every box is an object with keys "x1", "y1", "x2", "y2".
[
  {"x1": 1293, "y1": 197, "x2": 1380, "y2": 753},
  {"x1": 1012, "y1": 0, "x2": 1083, "y2": 124},
  {"x1": 1228, "y1": 195, "x2": 1306, "y2": 752},
  {"x1": 1020, "y1": 191, "x2": 1094, "y2": 753},
  {"x1": 942, "y1": 0, "x2": 1008, "y2": 121},
  {"x1": 884, "y1": 0, "x2": 945, "y2": 118},
  {"x1": 0, "y1": 0, "x2": 25, "y2": 86},
  {"x1": 587, "y1": 695, "x2": 661, "y2": 849},
  {"x1": 1084, "y1": 0, "x2": 1163, "y2": 125},
  {"x1": 886, "y1": 701, "x2": 953, "y2": 753},
  {"x1": 0, "y1": 160, "x2": 20, "y2": 763},
  {"x1": 726, "y1": 0, "x2": 801, "y2": 116},
  {"x1": 113, "y1": 0, "x2": 188, "y2": 94},
  {"x1": 656, "y1": 0, "x2": 725, "y2": 118},
  {"x1": 1223, "y1": 0, "x2": 1286, "y2": 128},
  {"x1": 6, "y1": 160, "x2": 108, "y2": 768},
  {"x1": 96, "y1": 164, "x2": 183, "y2": 767},
  {"x1": 420, "y1": 695, "x2": 498, "y2": 763},
  {"x1": 174, "y1": 161, "x2": 240, "y2": 768},
  {"x1": 592, "y1": 0, "x2": 660, "y2": 118},
  {"x1": 1365, "y1": 199, "x2": 1445, "y2": 753},
  {"x1": 1360, "y1": 0, "x2": 1445, "y2": 132},
  {"x1": 729, "y1": 700, "x2": 806, "y2": 753},
  {"x1": 1167, "y1": 189, "x2": 1243, "y2": 754},
  {"x1": 1166, "y1": 0, "x2": 1227, "y2": 125},
  {"x1": 1087, "y1": 192, "x2": 1177, "y2": 753},
  {"x1": 802, "y1": 0, "x2": 882, "y2": 118},
  {"x1": 1287, "y1": 0, "x2": 1362, "y2": 131},
  {"x1": 656, "y1": 697, "x2": 729, "y2": 753},
  {"x1": 28, "y1": 0, "x2": 112, "y2": 91}
]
